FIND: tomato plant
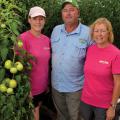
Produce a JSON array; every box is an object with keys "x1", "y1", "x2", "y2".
[{"x1": 0, "y1": 0, "x2": 34, "y2": 119}]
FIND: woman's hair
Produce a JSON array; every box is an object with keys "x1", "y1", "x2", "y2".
[{"x1": 90, "y1": 17, "x2": 114, "y2": 43}]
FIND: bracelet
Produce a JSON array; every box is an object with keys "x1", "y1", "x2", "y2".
[{"x1": 110, "y1": 103, "x2": 117, "y2": 110}]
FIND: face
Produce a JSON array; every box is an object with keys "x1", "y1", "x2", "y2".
[
  {"x1": 28, "y1": 16, "x2": 45, "y2": 32},
  {"x1": 93, "y1": 23, "x2": 109, "y2": 46},
  {"x1": 62, "y1": 4, "x2": 79, "y2": 24}
]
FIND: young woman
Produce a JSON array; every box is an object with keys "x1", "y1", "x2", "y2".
[
  {"x1": 80, "y1": 18, "x2": 120, "y2": 120},
  {"x1": 19, "y1": 6, "x2": 50, "y2": 120}
]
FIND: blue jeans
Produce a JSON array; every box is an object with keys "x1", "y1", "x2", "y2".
[{"x1": 80, "y1": 101, "x2": 107, "y2": 120}]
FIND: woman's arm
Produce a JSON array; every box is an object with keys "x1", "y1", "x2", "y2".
[
  {"x1": 106, "y1": 74, "x2": 120, "y2": 120},
  {"x1": 111, "y1": 74, "x2": 120, "y2": 105}
]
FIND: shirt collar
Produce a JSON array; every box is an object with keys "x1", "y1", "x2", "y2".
[{"x1": 61, "y1": 23, "x2": 81, "y2": 35}]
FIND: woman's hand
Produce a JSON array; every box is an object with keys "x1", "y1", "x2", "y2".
[
  {"x1": 29, "y1": 91, "x2": 33, "y2": 99},
  {"x1": 106, "y1": 106, "x2": 115, "y2": 120}
]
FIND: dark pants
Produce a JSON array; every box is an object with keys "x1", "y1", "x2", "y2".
[
  {"x1": 80, "y1": 101, "x2": 107, "y2": 120},
  {"x1": 32, "y1": 92, "x2": 46, "y2": 107}
]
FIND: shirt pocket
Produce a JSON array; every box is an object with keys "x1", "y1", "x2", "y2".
[
  {"x1": 51, "y1": 38, "x2": 60, "y2": 53},
  {"x1": 72, "y1": 42, "x2": 87, "y2": 59}
]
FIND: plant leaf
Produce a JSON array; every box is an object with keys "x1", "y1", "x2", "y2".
[
  {"x1": 0, "y1": 48, "x2": 8, "y2": 61},
  {"x1": 0, "y1": 68, "x2": 5, "y2": 82}
]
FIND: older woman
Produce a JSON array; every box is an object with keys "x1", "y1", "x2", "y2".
[{"x1": 80, "y1": 18, "x2": 120, "y2": 120}]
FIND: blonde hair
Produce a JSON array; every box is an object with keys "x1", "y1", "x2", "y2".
[{"x1": 90, "y1": 17, "x2": 114, "y2": 43}]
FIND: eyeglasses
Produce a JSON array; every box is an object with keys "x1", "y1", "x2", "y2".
[{"x1": 93, "y1": 30, "x2": 108, "y2": 33}]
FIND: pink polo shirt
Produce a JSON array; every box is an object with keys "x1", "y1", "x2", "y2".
[
  {"x1": 81, "y1": 44, "x2": 120, "y2": 108},
  {"x1": 20, "y1": 31, "x2": 50, "y2": 96}
]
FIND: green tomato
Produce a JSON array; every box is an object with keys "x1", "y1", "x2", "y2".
[
  {"x1": 10, "y1": 67, "x2": 17, "y2": 74},
  {"x1": 16, "y1": 64, "x2": 23, "y2": 71},
  {"x1": 7, "y1": 88, "x2": 14, "y2": 94},
  {"x1": 9, "y1": 79, "x2": 17, "y2": 88},
  {"x1": 17, "y1": 40, "x2": 23, "y2": 47},
  {"x1": 23, "y1": 75, "x2": 28, "y2": 80},
  {"x1": 2, "y1": 80, "x2": 7, "y2": 84},
  {"x1": 4, "y1": 60, "x2": 12, "y2": 69},
  {"x1": 0, "y1": 84, "x2": 7, "y2": 92},
  {"x1": 4, "y1": 78, "x2": 11, "y2": 83},
  {"x1": 15, "y1": 62, "x2": 24, "y2": 71},
  {"x1": 2, "y1": 78, "x2": 11, "y2": 87},
  {"x1": 1, "y1": 24, "x2": 6, "y2": 28},
  {"x1": 2, "y1": 78, "x2": 11, "y2": 86},
  {"x1": 15, "y1": 61, "x2": 21, "y2": 65}
]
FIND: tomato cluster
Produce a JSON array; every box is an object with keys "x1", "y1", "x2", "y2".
[
  {"x1": 0, "y1": 78, "x2": 17, "y2": 94},
  {"x1": 0, "y1": 59, "x2": 24, "y2": 94},
  {"x1": 4, "y1": 60, "x2": 24, "y2": 74}
]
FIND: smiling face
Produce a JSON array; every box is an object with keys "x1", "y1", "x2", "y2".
[
  {"x1": 93, "y1": 23, "x2": 110, "y2": 46},
  {"x1": 28, "y1": 16, "x2": 45, "y2": 33},
  {"x1": 61, "y1": 4, "x2": 79, "y2": 25}
]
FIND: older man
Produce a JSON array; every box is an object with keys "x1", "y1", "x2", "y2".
[{"x1": 51, "y1": 0, "x2": 93, "y2": 120}]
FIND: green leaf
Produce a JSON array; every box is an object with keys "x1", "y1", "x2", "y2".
[
  {"x1": 0, "y1": 94, "x2": 6, "y2": 106},
  {"x1": 15, "y1": 74, "x2": 22, "y2": 82},
  {"x1": 0, "y1": 68, "x2": 5, "y2": 82},
  {"x1": 9, "y1": 22, "x2": 19, "y2": 36},
  {"x1": 8, "y1": 4, "x2": 22, "y2": 12},
  {"x1": 10, "y1": 95, "x2": 16, "y2": 105},
  {"x1": 1, "y1": 105, "x2": 7, "y2": 115},
  {"x1": 0, "y1": 48, "x2": 8, "y2": 61},
  {"x1": 11, "y1": 34, "x2": 17, "y2": 42},
  {"x1": 16, "y1": 110, "x2": 21, "y2": 119},
  {"x1": 6, "y1": 102, "x2": 14, "y2": 114},
  {"x1": 1, "y1": 39, "x2": 9, "y2": 47},
  {"x1": 21, "y1": 107, "x2": 26, "y2": 114}
]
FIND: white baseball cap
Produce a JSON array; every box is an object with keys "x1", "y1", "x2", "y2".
[{"x1": 29, "y1": 6, "x2": 46, "y2": 17}]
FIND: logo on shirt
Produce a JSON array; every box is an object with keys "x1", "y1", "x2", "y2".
[
  {"x1": 43, "y1": 47, "x2": 50, "y2": 50},
  {"x1": 99, "y1": 60, "x2": 109, "y2": 64},
  {"x1": 79, "y1": 39, "x2": 86, "y2": 44}
]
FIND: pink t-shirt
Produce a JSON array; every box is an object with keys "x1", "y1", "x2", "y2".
[
  {"x1": 20, "y1": 31, "x2": 50, "y2": 96},
  {"x1": 81, "y1": 44, "x2": 120, "y2": 108}
]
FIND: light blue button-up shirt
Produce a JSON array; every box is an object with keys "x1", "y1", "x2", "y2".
[{"x1": 51, "y1": 23, "x2": 93, "y2": 92}]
